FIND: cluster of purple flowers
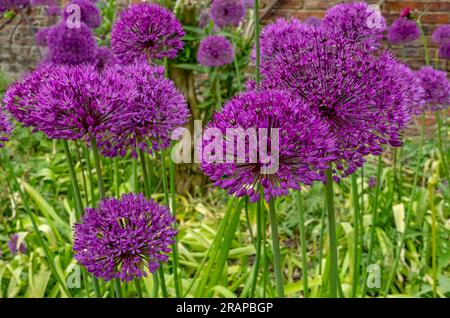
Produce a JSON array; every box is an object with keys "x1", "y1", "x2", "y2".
[
  {"x1": 0, "y1": 110, "x2": 12, "y2": 148},
  {"x1": 73, "y1": 193, "x2": 177, "y2": 281},
  {"x1": 388, "y1": 17, "x2": 421, "y2": 44},
  {"x1": 0, "y1": 0, "x2": 29, "y2": 14},
  {"x1": 432, "y1": 25, "x2": 450, "y2": 60},
  {"x1": 197, "y1": 35, "x2": 235, "y2": 67},
  {"x1": 210, "y1": 0, "x2": 246, "y2": 28},
  {"x1": 416, "y1": 66, "x2": 450, "y2": 111}
]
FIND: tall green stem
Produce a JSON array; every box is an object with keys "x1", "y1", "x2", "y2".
[
  {"x1": 325, "y1": 168, "x2": 339, "y2": 298},
  {"x1": 215, "y1": 69, "x2": 222, "y2": 109},
  {"x1": 249, "y1": 191, "x2": 263, "y2": 297},
  {"x1": 435, "y1": 112, "x2": 449, "y2": 181},
  {"x1": 114, "y1": 157, "x2": 120, "y2": 197},
  {"x1": 351, "y1": 173, "x2": 361, "y2": 297},
  {"x1": 296, "y1": 191, "x2": 309, "y2": 298},
  {"x1": 268, "y1": 199, "x2": 284, "y2": 298},
  {"x1": 254, "y1": 0, "x2": 261, "y2": 84},
  {"x1": 383, "y1": 112, "x2": 426, "y2": 296},
  {"x1": 2, "y1": 149, "x2": 72, "y2": 297}
]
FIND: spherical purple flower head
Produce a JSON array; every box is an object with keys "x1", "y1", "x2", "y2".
[
  {"x1": 3, "y1": 64, "x2": 55, "y2": 127},
  {"x1": 73, "y1": 193, "x2": 176, "y2": 282},
  {"x1": 0, "y1": 110, "x2": 12, "y2": 148},
  {"x1": 63, "y1": 0, "x2": 102, "y2": 29},
  {"x1": 416, "y1": 66, "x2": 450, "y2": 111},
  {"x1": 1, "y1": 0, "x2": 29, "y2": 12},
  {"x1": 35, "y1": 26, "x2": 51, "y2": 47},
  {"x1": 111, "y1": 3, "x2": 184, "y2": 64},
  {"x1": 200, "y1": 90, "x2": 336, "y2": 202},
  {"x1": 46, "y1": 4, "x2": 60, "y2": 16},
  {"x1": 33, "y1": 64, "x2": 136, "y2": 141},
  {"x1": 47, "y1": 22, "x2": 96, "y2": 65},
  {"x1": 439, "y1": 42, "x2": 450, "y2": 60},
  {"x1": 7, "y1": 234, "x2": 27, "y2": 255},
  {"x1": 197, "y1": 35, "x2": 234, "y2": 67},
  {"x1": 260, "y1": 28, "x2": 412, "y2": 179},
  {"x1": 210, "y1": 0, "x2": 245, "y2": 28},
  {"x1": 304, "y1": 16, "x2": 321, "y2": 26},
  {"x1": 388, "y1": 18, "x2": 420, "y2": 44},
  {"x1": 432, "y1": 25, "x2": 450, "y2": 45},
  {"x1": 323, "y1": 2, "x2": 387, "y2": 49},
  {"x1": 100, "y1": 63, "x2": 189, "y2": 157},
  {"x1": 255, "y1": 18, "x2": 308, "y2": 65},
  {"x1": 92, "y1": 46, "x2": 118, "y2": 71}
]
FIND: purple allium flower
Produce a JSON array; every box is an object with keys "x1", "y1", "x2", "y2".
[
  {"x1": 400, "y1": 7, "x2": 411, "y2": 19},
  {"x1": 46, "y1": 4, "x2": 60, "y2": 16},
  {"x1": 199, "y1": 9, "x2": 212, "y2": 29},
  {"x1": 47, "y1": 22, "x2": 96, "y2": 65},
  {"x1": 210, "y1": 0, "x2": 245, "y2": 28},
  {"x1": 35, "y1": 26, "x2": 51, "y2": 47},
  {"x1": 73, "y1": 193, "x2": 177, "y2": 282},
  {"x1": 1, "y1": 0, "x2": 29, "y2": 12},
  {"x1": 0, "y1": 110, "x2": 12, "y2": 148},
  {"x1": 260, "y1": 28, "x2": 412, "y2": 179},
  {"x1": 111, "y1": 3, "x2": 184, "y2": 64},
  {"x1": 438, "y1": 42, "x2": 450, "y2": 60},
  {"x1": 63, "y1": 0, "x2": 102, "y2": 29},
  {"x1": 304, "y1": 16, "x2": 321, "y2": 26},
  {"x1": 3, "y1": 64, "x2": 55, "y2": 127},
  {"x1": 388, "y1": 18, "x2": 420, "y2": 44},
  {"x1": 323, "y1": 2, "x2": 387, "y2": 48},
  {"x1": 200, "y1": 90, "x2": 336, "y2": 202},
  {"x1": 92, "y1": 46, "x2": 118, "y2": 71},
  {"x1": 416, "y1": 66, "x2": 450, "y2": 111},
  {"x1": 99, "y1": 63, "x2": 189, "y2": 157},
  {"x1": 33, "y1": 64, "x2": 136, "y2": 141},
  {"x1": 7, "y1": 234, "x2": 27, "y2": 255},
  {"x1": 243, "y1": 0, "x2": 254, "y2": 9},
  {"x1": 432, "y1": 25, "x2": 450, "y2": 45},
  {"x1": 256, "y1": 18, "x2": 307, "y2": 65},
  {"x1": 368, "y1": 176, "x2": 377, "y2": 189},
  {"x1": 197, "y1": 35, "x2": 234, "y2": 67}
]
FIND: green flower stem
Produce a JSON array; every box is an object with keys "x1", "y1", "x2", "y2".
[
  {"x1": 296, "y1": 191, "x2": 309, "y2": 298},
  {"x1": 249, "y1": 191, "x2": 263, "y2": 297},
  {"x1": 325, "y1": 168, "x2": 339, "y2": 298},
  {"x1": 361, "y1": 155, "x2": 383, "y2": 297},
  {"x1": 135, "y1": 279, "x2": 143, "y2": 298},
  {"x1": 133, "y1": 157, "x2": 139, "y2": 192},
  {"x1": 215, "y1": 69, "x2": 222, "y2": 109},
  {"x1": 254, "y1": 0, "x2": 261, "y2": 84},
  {"x1": 429, "y1": 180, "x2": 438, "y2": 297},
  {"x1": 83, "y1": 144, "x2": 95, "y2": 206},
  {"x1": 2, "y1": 149, "x2": 72, "y2": 297},
  {"x1": 114, "y1": 157, "x2": 120, "y2": 197},
  {"x1": 75, "y1": 142, "x2": 89, "y2": 207},
  {"x1": 138, "y1": 149, "x2": 151, "y2": 197},
  {"x1": 268, "y1": 199, "x2": 285, "y2": 298},
  {"x1": 350, "y1": 173, "x2": 361, "y2": 297},
  {"x1": 436, "y1": 111, "x2": 449, "y2": 181},
  {"x1": 383, "y1": 112, "x2": 426, "y2": 296},
  {"x1": 169, "y1": 153, "x2": 182, "y2": 297}
]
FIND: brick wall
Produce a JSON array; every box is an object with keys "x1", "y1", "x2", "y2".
[{"x1": 1, "y1": 1, "x2": 449, "y2": 79}]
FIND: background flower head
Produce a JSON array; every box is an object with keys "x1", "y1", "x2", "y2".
[
  {"x1": 47, "y1": 21, "x2": 96, "y2": 65},
  {"x1": 92, "y1": 46, "x2": 118, "y2": 71},
  {"x1": 197, "y1": 35, "x2": 234, "y2": 67},
  {"x1": 63, "y1": 0, "x2": 102, "y2": 29},
  {"x1": 304, "y1": 16, "x2": 321, "y2": 26},
  {"x1": 73, "y1": 193, "x2": 177, "y2": 282},
  {"x1": 388, "y1": 18, "x2": 420, "y2": 44},
  {"x1": 322, "y1": 1, "x2": 387, "y2": 48},
  {"x1": 432, "y1": 24, "x2": 450, "y2": 45},
  {"x1": 0, "y1": 110, "x2": 12, "y2": 148},
  {"x1": 111, "y1": 3, "x2": 185, "y2": 64},
  {"x1": 438, "y1": 42, "x2": 450, "y2": 59},
  {"x1": 35, "y1": 26, "x2": 51, "y2": 47},
  {"x1": 99, "y1": 63, "x2": 189, "y2": 157},
  {"x1": 7, "y1": 234, "x2": 27, "y2": 255},
  {"x1": 210, "y1": 0, "x2": 246, "y2": 28},
  {"x1": 416, "y1": 66, "x2": 450, "y2": 111},
  {"x1": 200, "y1": 90, "x2": 336, "y2": 202}
]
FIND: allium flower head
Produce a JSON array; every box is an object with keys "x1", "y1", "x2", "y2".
[
  {"x1": 35, "y1": 26, "x2": 51, "y2": 47},
  {"x1": 199, "y1": 9, "x2": 212, "y2": 28},
  {"x1": 3, "y1": 64, "x2": 55, "y2": 127},
  {"x1": 30, "y1": 0, "x2": 56, "y2": 5},
  {"x1": 323, "y1": 2, "x2": 387, "y2": 48},
  {"x1": 33, "y1": 64, "x2": 136, "y2": 140},
  {"x1": 46, "y1": 4, "x2": 60, "y2": 16},
  {"x1": 73, "y1": 193, "x2": 177, "y2": 282},
  {"x1": 100, "y1": 63, "x2": 189, "y2": 157},
  {"x1": 92, "y1": 46, "x2": 118, "y2": 71},
  {"x1": 8, "y1": 234, "x2": 27, "y2": 255},
  {"x1": 0, "y1": 110, "x2": 12, "y2": 148},
  {"x1": 111, "y1": 3, "x2": 185, "y2": 64},
  {"x1": 1, "y1": 0, "x2": 28, "y2": 12},
  {"x1": 243, "y1": 0, "x2": 254, "y2": 9},
  {"x1": 432, "y1": 24, "x2": 450, "y2": 45},
  {"x1": 416, "y1": 66, "x2": 450, "y2": 111},
  {"x1": 210, "y1": 0, "x2": 245, "y2": 28},
  {"x1": 388, "y1": 18, "x2": 420, "y2": 44},
  {"x1": 439, "y1": 42, "x2": 450, "y2": 59},
  {"x1": 47, "y1": 21, "x2": 96, "y2": 65},
  {"x1": 256, "y1": 18, "x2": 308, "y2": 65},
  {"x1": 197, "y1": 35, "x2": 234, "y2": 67},
  {"x1": 63, "y1": 0, "x2": 102, "y2": 29},
  {"x1": 200, "y1": 90, "x2": 336, "y2": 202},
  {"x1": 261, "y1": 28, "x2": 412, "y2": 179}
]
